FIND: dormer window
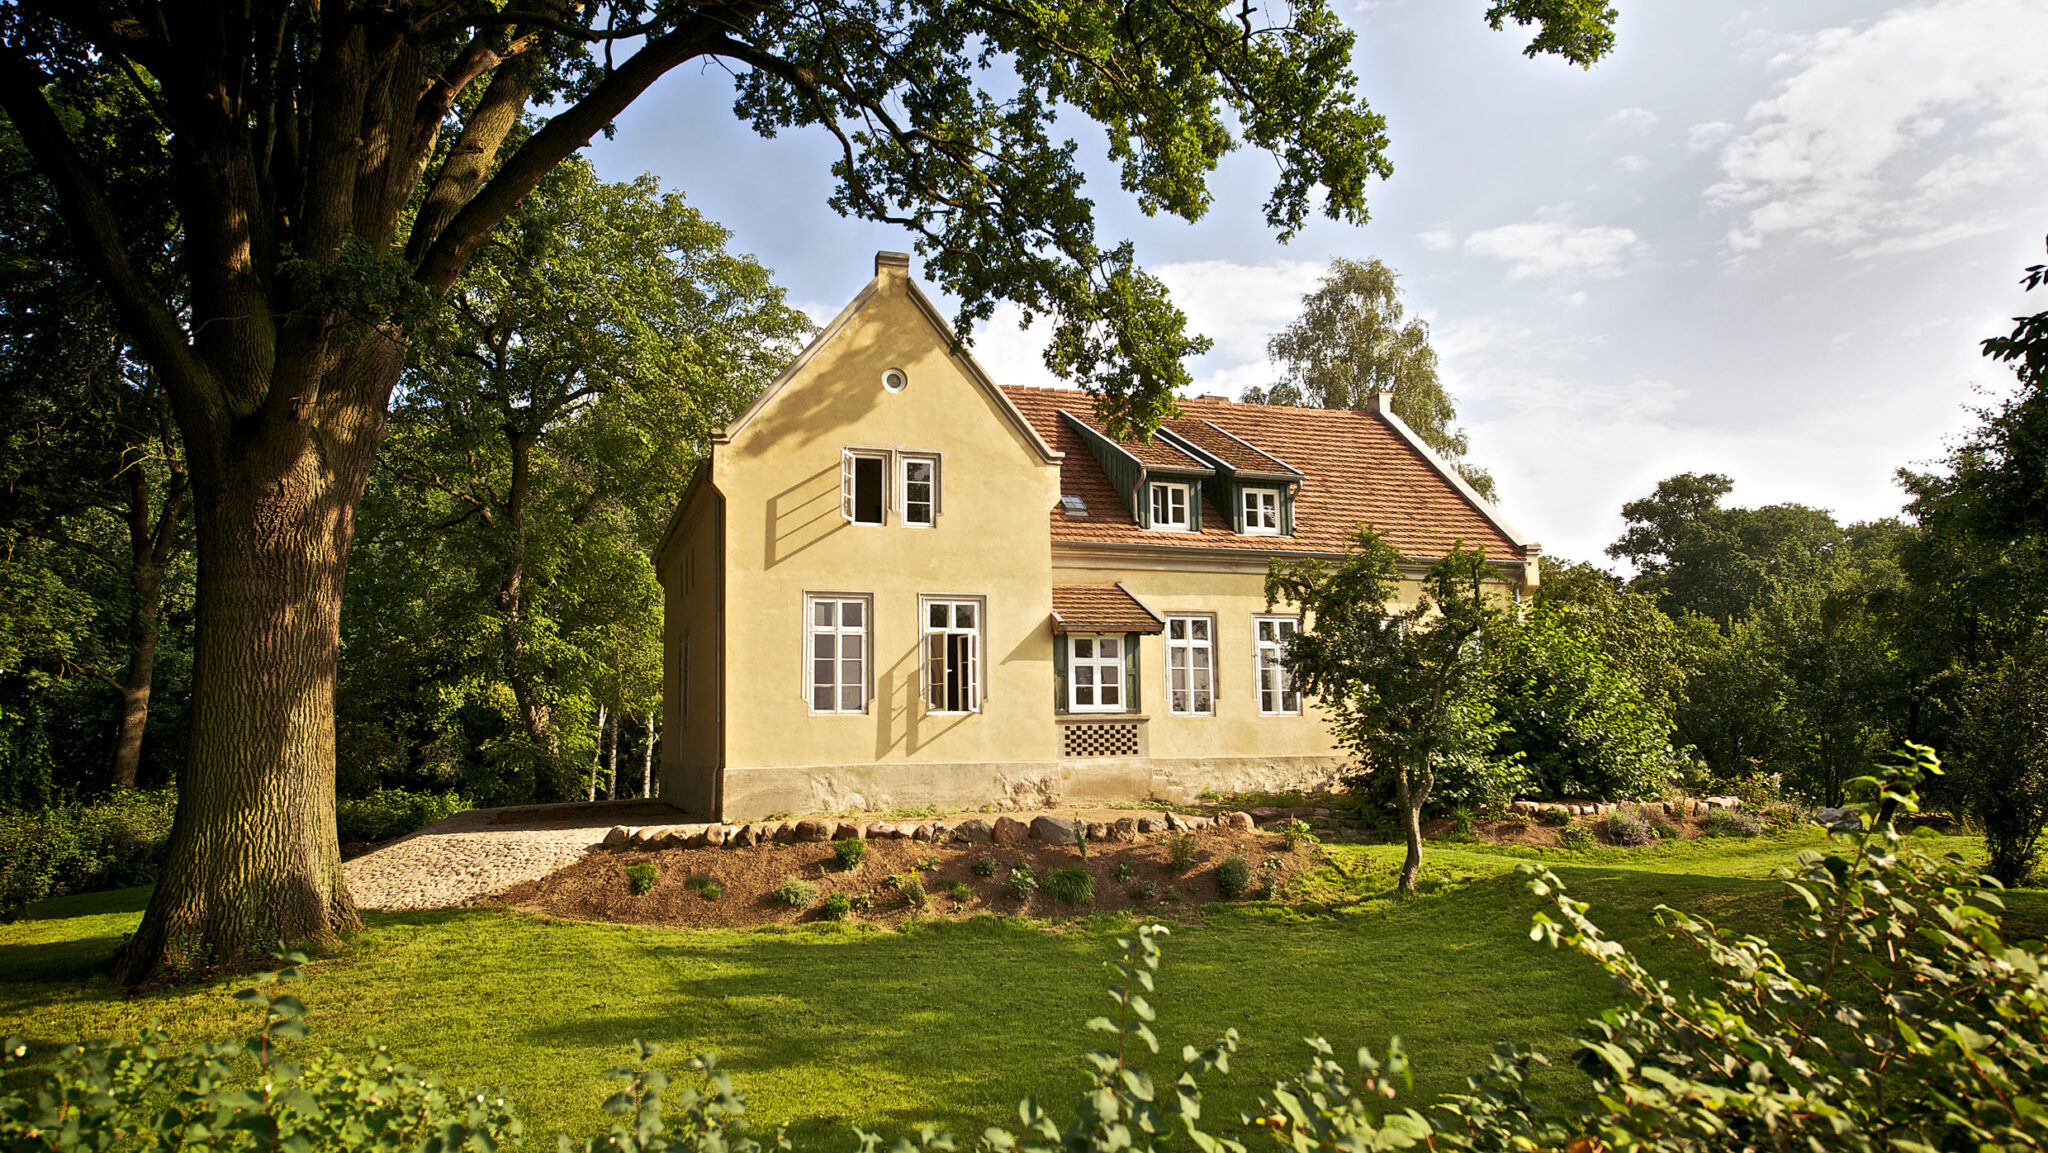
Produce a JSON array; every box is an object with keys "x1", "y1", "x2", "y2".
[
  {"x1": 1148, "y1": 481, "x2": 1191, "y2": 531},
  {"x1": 1242, "y1": 487, "x2": 1281, "y2": 535}
]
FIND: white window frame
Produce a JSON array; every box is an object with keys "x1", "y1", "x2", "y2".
[
  {"x1": 921, "y1": 596, "x2": 984, "y2": 715},
  {"x1": 1067, "y1": 633, "x2": 1127, "y2": 713},
  {"x1": 1242, "y1": 487, "x2": 1281, "y2": 535},
  {"x1": 900, "y1": 454, "x2": 939, "y2": 527},
  {"x1": 840, "y1": 449, "x2": 888, "y2": 526},
  {"x1": 1148, "y1": 481, "x2": 1191, "y2": 531},
  {"x1": 805, "y1": 594, "x2": 872, "y2": 714},
  {"x1": 1165, "y1": 615, "x2": 1215, "y2": 716},
  {"x1": 1255, "y1": 616, "x2": 1302, "y2": 715}
]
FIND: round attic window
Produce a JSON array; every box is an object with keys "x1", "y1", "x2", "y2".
[{"x1": 881, "y1": 368, "x2": 908, "y2": 393}]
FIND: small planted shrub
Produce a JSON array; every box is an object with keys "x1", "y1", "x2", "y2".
[
  {"x1": 1537, "y1": 808, "x2": 1571, "y2": 827},
  {"x1": 848, "y1": 893, "x2": 874, "y2": 912},
  {"x1": 1111, "y1": 860, "x2": 1134, "y2": 884},
  {"x1": 1044, "y1": 866, "x2": 1094, "y2": 906},
  {"x1": 1450, "y1": 808, "x2": 1477, "y2": 838},
  {"x1": 773, "y1": 876, "x2": 817, "y2": 908},
  {"x1": 830, "y1": 837, "x2": 867, "y2": 871},
  {"x1": 943, "y1": 878, "x2": 972, "y2": 902},
  {"x1": 626, "y1": 862, "x2": 658, "y2": 895},
  {"x1": 1652, "y1": 820, "x2": 1683, "y2": 841},
  {"x1": 901, "y1": 877, "x2": 928, "y2": 908},
  {"x1": 1004, "y1": 864, "x2": 1038, "y2": 900},
  {"x1": 1560, "y1": 825, "x2": 1597, "y2": 852},
  {"x1": 1167, "y1": 833, "x2": 1198, "y2": 872},
  {"x1": 971, "y1": 855, "x2": 999, "y2": 878},
  {"x1": 1702, "y1": 807, "x2": 1765, "y2": 838},
  {"x1": 1216, "y1": 853, "x2": 1251, "y2": 898},
  {"x1": 686, "y1": 875, "x2": 723, "y2": 901},
  {"x1": 1602, "y1": 809, "x2": 1659, "y2": 847},
  {"x1": 1127, "y1": 878, "x2": 1158, "y2": 902},
  {"x1": 820, "y1": 891, "x2": 853, "y2": 920},
  {"x1": 1279, "y1": 818, "x2": 1319, "y2": 849}
]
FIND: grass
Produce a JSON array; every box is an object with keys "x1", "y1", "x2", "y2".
[{"x1": 2, "y1": 832, "x2": 2040, "y2": 1149}]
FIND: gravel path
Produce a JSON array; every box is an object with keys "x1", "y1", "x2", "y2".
[{"x1": 344, "y1": 800, "x2": 686, "y2": 911}]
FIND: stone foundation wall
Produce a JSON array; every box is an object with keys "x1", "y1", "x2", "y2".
[
  {"x1": 603, "y1": 808, "x2": 1259, "y2": 852},
  {"x1": 714, "y1": 754, "x2": 1349, "y2": 821}
]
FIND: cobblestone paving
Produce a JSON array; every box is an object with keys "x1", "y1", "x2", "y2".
[{"x1": 343, "y1": 800, "x2": 685, "y2": 911}]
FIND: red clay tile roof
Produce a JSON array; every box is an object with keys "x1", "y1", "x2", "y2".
[
  {"x1": 1051, "y1": 584, "x2": 1165, "y2": 634},
  {"x1": 1161, "y1": 418, "x2": 1301, "y2": 477},
  {"x1": 1061, "y1": 411, "x2": 1211, "y2": 471},
  {"x1": 1003, "y1": 387, "x2": 1526, "y2": 561}
]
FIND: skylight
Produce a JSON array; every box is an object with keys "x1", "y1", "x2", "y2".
[{"x1": 1061, "y1": 494, "x2": 1088, "y2": 516}]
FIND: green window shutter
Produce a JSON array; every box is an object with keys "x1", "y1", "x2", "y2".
[
  {"x1": 1230, "y1": 484, "x2": 1244, "y2": 534},
  {"x1": 1053, "y1": 633, "x2": 1068, "y2": 714},
  {"x1": 1188, "y1": 488, "x2": 1200, "y2": 533},
  {"x1": 1281, "y1": 488, "x2": 1295, "y2": 536},
  {"x1": 1125, "y1": 632, "x2": 1141, "y2": 714}
]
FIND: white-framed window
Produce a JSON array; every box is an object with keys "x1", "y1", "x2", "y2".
[
  {"x1": 922, "y1": 598, "x2": 982, "y2": 714},
  {"x1": 1165, "y1": 616, "x2": 1214, "y2": 715},
  {"x1": 1148, "y1": 481, "x2": 1190, "y2": 531},
  {"x1": 840, "y1": 449, "x2": 886, "y2": 525},
  {"x1": 1255, "y1": 616, "x2": 1301, "y2": 715},
  {"x1": 901, "y1": 454, "x2": 938, "y2": 527},
  {"x1": 1068, "y1": 634, "x2": 1125, "y2": 712},
  {"x1": 806, "y1": 595, "x2": 870, "y2": 713},
  {"x1": 1242, "y1": 488, "x2": 1281, "y2": 535}
]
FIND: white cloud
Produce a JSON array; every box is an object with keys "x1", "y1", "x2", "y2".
[
  {"x1": 1614, "y1": 154, "x2": 1651, "y2": 174},
  {"x1": 1707, "y1": 0, "x2": 2048, "y2": 252},
  {"x1": 1606, "y1": 107, "x2": 1660, "y2": 130},
  {"x1": 1687, "y1": 121, "x2": 1734, "y2": 151},
  {"x1": 1418, "y1": 228, "x2": 1456, "y2": 251},
  {"x1": 1463, "y1": 219, "x2": 1639, "y2": 280}
]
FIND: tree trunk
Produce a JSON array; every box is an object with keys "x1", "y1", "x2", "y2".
[
  {"x1": 604, "y1": 707, "x2": 619, "y2": 800},
  {"x1": 1395, "y1": 759, "x2": 1425, "y2": 896},
  {"x1": 587, "y1": 704, "x2": 607, "y2": 802},
  {"x1": 108, "y1": 615, "x2": 160, "y2": 791},
  {"x1": 109, "y1": 455, "x2": 183, "y2": 790},
  {"x1": 641, "y1": 712, "x2": 655, "y2": 798},
  {"x1": 111, "y1": 348, "x2": 391, "y2": 986},
  {"x1": 499, "y1": 429, "x2": 556, "y2": 757}
]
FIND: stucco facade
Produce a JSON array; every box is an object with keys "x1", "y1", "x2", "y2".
[{"x1": 656, "y1": 253, "x2": 1539, "y2": 819}]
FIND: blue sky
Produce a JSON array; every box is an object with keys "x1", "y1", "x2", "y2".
[{"x1": 588, "y1": 0, "x2": 2047, "y2": 563}]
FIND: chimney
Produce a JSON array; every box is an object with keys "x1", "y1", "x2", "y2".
[
  {"x1": 875, "y1": 250, "x2": 911, "y2": 277},
  {"x1": 1364, "y1": 390, "x2": 1395, "y2": 415}
]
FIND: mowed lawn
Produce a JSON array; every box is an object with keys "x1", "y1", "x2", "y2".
[{"x1": 2, "y1": 832, "x2": 2039, "y2": 1147}]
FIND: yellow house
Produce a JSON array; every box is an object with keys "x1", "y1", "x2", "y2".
[{"x1": 655, "y1": 253, "x2": 1540, "y2": 819}]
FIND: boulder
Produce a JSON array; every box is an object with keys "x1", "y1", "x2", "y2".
[
  {"x1": 760, "y1": 821, "x2": 788, "y2": 843},
  {"x1": 1110, "y1": 817, "x2": 1139, "y2": 842},
  {"x1": 1814, "y1": 807, "x2": 1859, "y2": 833},
  {"x1": 1248, "y1": 806, "x2": 1282, "y2": 820},
  {"x1": 1184, "y1": 815, "x2": 1211, "y2": 831},
  {"x1": 1136, "y1": 815, "x2": 1168, "y2": 834},
  {"x1": 930, "y1": 821, "x2": 954, "y2": 842},
  {"x1": 604, "y1": 826, "x2": 632, "y2": 848},
  {"x1": 910, "y1": 823, "x2": 933, "y2": 842},
  {"x1": 702, "y1": 825, "x2": 727, "y2": 848},
  {"x1": 1223, "y1": 811, "x2": 1253, "y2": 831},
  {"x1": 993, "y1": 816, "x2": 1029, "y2": 845},
  {"x1": 1163, "y1": 812, "x2": 1187, "y2": 832},
  {"x1": 954, "y1": 818, "x2": 995, "y2": 844},
  {"x1": 732, "y1": 824, "x2": 757, "y2": 848},
  {"x1": 1031, "y1": 815, "x2": 1082, "y2": 845},
  {"x1": 1086, "y1": 821, "x2": 1110, "y2": 842},
  {"x1": 795, "y1": 818, "x2": 834, "y2": 843},
  {"x1": 835, "y1": 821, "x2": 864, "y2": 841}
]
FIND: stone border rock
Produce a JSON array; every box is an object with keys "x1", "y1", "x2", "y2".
[
  {"x1": 600, "y1": 810, "x2": 1262, "y2": 852},
  {"x1": 1508, "y1": 796, "x2": 1742, "y2": 819}
]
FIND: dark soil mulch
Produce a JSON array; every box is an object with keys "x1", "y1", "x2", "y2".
[{"x1": 494, "y1": 826, "x2": 1314, "y2": 928}]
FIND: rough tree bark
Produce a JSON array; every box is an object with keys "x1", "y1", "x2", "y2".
[
  {"x1": 1394, "y1": 756, "x2": 1426, "y2": 896},
  {"x1": 641, "y1": 713, "x2": 656, "y2": 798},
  {"x1": 108, "y1": 449, "x2": 187, "y2": 790}
]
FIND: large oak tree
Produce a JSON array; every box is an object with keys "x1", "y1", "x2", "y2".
[{"x1": 0, "y1": 0, "x2": 1617, "y2": 984}]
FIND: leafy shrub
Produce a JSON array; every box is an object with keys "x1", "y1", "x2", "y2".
[
  {"x1": 772, "y1": 876, "x2": 816, "y2": 908},
  {"x1": 626, "y1": 862, "x2": 658, "y2": 895},
  {"x1": 820, "y1": 891, "x2": 853, "y2": 920},
  {"x1": 1559, "y1": 826, "x2": 1596, "y2": 851},
  {"x1": 1044, "y1": 866, "x2": 1094, "y2": 906},
  {"x1": 1652, "y1": 820, "x2": 1682, "y2": 840},
  {"x1": 1127, "y1": 878, "x2": 1158, "y2": 902},
  {"x1": 971, "y1": 855, "x2": 998, "y2": 878},
  {"x1": 1112, "y1": 860, "x2": 1134, "y2": 884},
  {"x1": 0, "y1": 789, "x2": 177, "y2": 917},
  {"x1": 942, "y1": 878, "x2": 972, "y2": 902},
  {"x1": 1278, "y1": 818, "x2": 1319, "y2": 849},
  {"x1": 830, "y1": 837, "x2": 866, "y2": 871},
  {"x1": 1167, "y1": 833, "x2": 1197, "y2": 871},
  {"x1": 1003, "y1": 864, "x2": 1037, "y2": 900},
  {"x1": 1216, "y1": 853, "x2": 1251, "y2": 898},
  {"x1": 1953, "y1": 643, "x2": 2048, "y2": 885},
  {"x1": 1601, "y1": 809, "x2": 1658, "y2": 847},
  {"x1": 1700, "y1": 807, "x2": 1764, "y2": 838},
  {"x1": 687, "y1": 875, "x2": 723, "y2": 901},
  {"x1": 1450, "y1": 808, "x2": 1476, "y2": 838},
  {"x1": 1537, "y1": 808, "x2": 1571, "y2": 827},
  {"x1": 1419, "y1": 748, "x2": 1534, "y2": 815},
  {"x1": 900, "y1": 877, "x2": 927, "y2": 908},
  {"x1": 336, "y1": 788, "x2": 471, "y2": 844},
  {"x1": 1486, "y1": 605, "x2": 1673, "y2": 801}
]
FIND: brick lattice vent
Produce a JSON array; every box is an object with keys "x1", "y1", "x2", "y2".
[{"x1": 1061, "y1": 722, "x2": 1140, "y2": 758}]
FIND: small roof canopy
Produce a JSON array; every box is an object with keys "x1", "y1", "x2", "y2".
[{"x1": 1050, "y1": 584, "x2": 1165, "y2": 635}]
